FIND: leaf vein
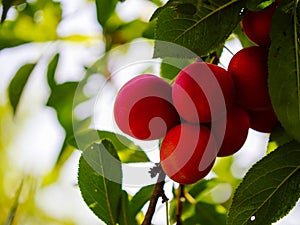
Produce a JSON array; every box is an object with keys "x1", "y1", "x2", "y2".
[
  {"x1": 173, "y1": 0, "x2": 241, "y2": 42},
  {"x1": 242, "y1": 165, "x2": 300, "y2": 224}
]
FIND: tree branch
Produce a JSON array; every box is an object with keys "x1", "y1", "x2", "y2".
[{"x1": 142, "y1": 164, "x2": 168, "y2": 225}]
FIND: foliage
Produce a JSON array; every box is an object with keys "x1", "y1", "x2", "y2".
[
  {"x1": 1, "y1": 0, "x2": 300, "y2": 224},
  {"x1": 228, "y1": 141, "x2": 300, "y2": 225},
  {"x1": 268, "y1": 0, "x2": 300, "y2": 142}
]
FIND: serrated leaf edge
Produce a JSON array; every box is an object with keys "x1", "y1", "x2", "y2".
[
  {"x1": 228, "y1": 141, "x2": 300, "y2": 225},
  {"x1": 242, "y1": 165, "x2": 300, "y2": 224}
]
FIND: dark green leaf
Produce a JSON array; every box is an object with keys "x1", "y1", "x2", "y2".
[
  {"x1": 195, "y1": 202, "x2": 226, "y2": 224},
  {"x1": 118, "y1": 191, "x2": 137, "y2": 225},
  {"x1": 95, "y1": 0, "x2": 118, "y2": 27},
  {"x1": 78, "y1": 140, "x2": 122, "y2": 225},
  {"x1": 8, "y1": 63, "x2": 36, "y2": 114},
  {"x1": 47, "y1": 53, "x2": 59, "y2": 89},
  {"x1": 154, "y1": 0, "x2": 246, "y2": 57},
  {"x1": 142, "y1": 18, "x2": 156, "y2": 39},
  {"x1": 184, "y1": 202, "x2": 226, "y2": 225},
  {"x1": 227, "y1": 141, "x2": 300, "y2": 225},
  {"x1": 268, "y1": 2, "x2": 300, "y2": 142},
  {"x1": 129, "y1": 184, "x2": 155, "y2": 218}
]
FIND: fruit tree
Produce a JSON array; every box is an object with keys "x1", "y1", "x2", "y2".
[{"x1": 0, "y1": 0, "x2": 299, "y2": 224}]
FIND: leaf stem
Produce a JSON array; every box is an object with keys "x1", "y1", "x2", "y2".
[{"x1": 142, "y1": 164, "x2": 168, "y2": 225}]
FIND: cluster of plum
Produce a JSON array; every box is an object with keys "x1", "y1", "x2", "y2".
[{"x1": 113, "y1": 3, "x2": 278, "y2": 185}]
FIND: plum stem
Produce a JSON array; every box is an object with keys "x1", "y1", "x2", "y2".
[{"x1": 142, "y1": 163, "x2": 168, "y2": 225}]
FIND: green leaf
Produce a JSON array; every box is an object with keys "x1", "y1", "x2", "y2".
[
  {"x1": 233, "y1": 24, "x2": 255, "y2": 48},
  {"x1": 227, "y1": 141, "x2": 300, "y2": 225},
  {"x1": 118, "y1": 191, "x2": 138, "y2": 225},
  {"x1": 147, "y1": 0, "x2": 163, "y2": 7},
  {"x1": 78, "y1": 140, "x2": 122, "y2": 225},
  {"x1": 47, "y1": 53, "x2": 59, "y2": 89},
  {"x1": 105, "y1": 19, "x2": 148, "y2": 47},
  {"x1": 160, "y1": 57, "x2": 194, "y2": 80},
  {"x1": 129, "y1": 184, "x2": 155, "y2": 218},
  {"x1": 246, "y1": 0, "x2": 274, "y2": 11},
  {"x1": 154, "y1": 0, "x2": 246, "y2": 57},
  {"x1": 8, "y1": 63, "x2": 36, "y2": 114},
  {"x1": 195, "y1": 202, "x2": 226, "y2": 224},
  {"x1": 47, "y1": 82, "x2": 79, "y2": 137},
  {"x1": 187, "y1": 178, "x2": 219, "y2": 198},
  {"x1": 268, "y1": 2, "x2": 300, "y2": 142},
  {"x1": 98, "y1": 131, "x2": 149, "y2": 163},
  {"x1": 169, "y1": 191, "x2": 194, "y2": 224},
  {"x1": 0, "y1": 1, "x2": 61, "y2": 50},
  {"x1": 95, "y1": 0, "x2": 118, "y2": 27},
  {"x1": 69, "y1": 129, "x2": 149, "y2": 163},
  {"x1": 142, "y1": 18, "x2": 156, "y2": 39},
  {"x1": 5, "y1": 179, "x2": 24, "y2": 225},
  {"x1": 267, "y1": 124, "x2": 293, "y2": 153},
  {"x1": 184, "y1": 202, "x2": 226, "y2": 225}
]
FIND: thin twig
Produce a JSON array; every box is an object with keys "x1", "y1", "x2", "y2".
[
  {"x1": 176, "y1": 184, "x2": 185, "y2": 225},
  {"x1": 142, "y1": 164, "x2": 168, "y2": 225}
]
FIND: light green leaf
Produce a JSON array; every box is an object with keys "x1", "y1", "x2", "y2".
[
  {"x1": 47, "y1": 53, "x2": 59, "y2": 89},
  {"x1": 268, "y1": 1, "x2": 300, "y2": 142},
  {"x1": 227, "y1": 141, "x2": 300, "y2": 225},
  {"x1": 112, "y1": 19, "x2": 148, "y2": 44},
  {"x1": 5, "y1": 179, "x2": 24, "y2": 225},
  {"x1": 160, "y1": 57, "x2": 194, "y2": 80},
  {"x1": 78, "y1": 140, "x2": 122, "y2": 225},
  {"x1": 0, "y1": 1, "x2": 61, "y2": 50},
  {"x1": 95, "y1": 0, "x2": 118, "y2": 27},
  {"x1": 69, "y1": 129, "x2": 149, "y2": 163},
  {"x1": 8, "y1": 63, "x2": 36, "y2": 114},
  {"x1": 154, "y1": 0, "x2": 246, "y2": 57},
  {"x1": 246, "y1": 0, "x2": 274, "y2": 11},
  {"x1": 118, "y1": 191, "x2": 137, "y2": 225},
  {"x1": 47, "y1": 82, "x2": 79, "y2": 137},
  {"x1": 98, "y1": 131, "x2": 149, "y2": 163}
]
